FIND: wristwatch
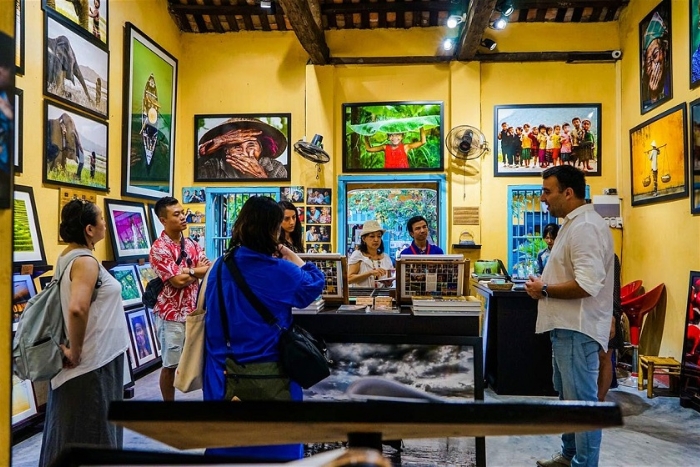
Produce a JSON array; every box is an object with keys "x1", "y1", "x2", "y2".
[
  {"x1": 541, "y1": 283, "x2": 549, "y2": 298},
  {"x1": 188, "y1": 268, "x2": 195, "y2": 277}
]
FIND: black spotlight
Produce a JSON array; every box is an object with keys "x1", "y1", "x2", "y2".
[{"x1": 480, "y1": 38, "x2": 497, "y2": 51}]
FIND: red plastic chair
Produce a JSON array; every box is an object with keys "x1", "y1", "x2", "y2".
[
  {"x1": 620, "y1": 283, "x2": 665, "y2": 346},
  {"x1": 620, "y1": 280, "x2": 643, "y2": 302}
]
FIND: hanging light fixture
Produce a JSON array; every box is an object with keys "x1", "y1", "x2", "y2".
[
  {"x1": 496, "y1": 0, "x2": 514, "y2": 17},
  {"x1": 480, "y1": 38, "x2": 497, "y2": 51},
  {"x1": 446, "y1": 13, "x2": 466, "y2": 29},
  {"x1": 442, "y1": 38, "x2": 455, "y2": 51},
  {"x1": 490, "y1": 16, "x2": 507, "y2": 30}
]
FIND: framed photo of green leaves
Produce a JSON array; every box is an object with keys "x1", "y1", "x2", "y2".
[
  {"x1": 109, "y1": 264, "x2": 143, "y2": 308},
  {"x1": 342, "y1": 101, "x2": 443, "y2": 173},
  {"x1": 122, "y1": 22, "x2": 177, "y2": 200},
  {"x1": 13, "y1": 185, "x2": 47, "y2": 266}
]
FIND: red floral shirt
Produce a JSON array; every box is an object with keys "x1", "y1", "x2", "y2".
[{"x1": 149, "y1": 232, "x2": 204, "y2": 323}]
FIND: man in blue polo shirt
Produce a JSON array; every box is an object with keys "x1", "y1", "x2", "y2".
[{"x1": 400, "y1": 216, "x2": 444, "y2": 255}]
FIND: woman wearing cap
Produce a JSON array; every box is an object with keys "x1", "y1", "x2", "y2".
[{"x1": 348, "y1": 220, "x2": 395, "y2": 287}]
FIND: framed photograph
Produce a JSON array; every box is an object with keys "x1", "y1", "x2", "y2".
[
  {"x1": 280, "y1": 186, "x2": 304, "y2": 203},
  {"x1": 343, "y1": 101, "x2": 443, "y2": 173},
  {"x1": 38, "y1": 275, "x2": 53, "y2": 291},
  {"x1": 146, "y1": 309, "x2": 161, "y2": 355},
  {"x1": 134, "y1": 262, "x2": 157, "y2": 294},
  {"x1": 146, "y1": 203, "x2": 164, "y2": 242},
  {"x1": 123, "y1": 350, "x2": 135, "y2": 388},
  {"x1": 109, "y1": 264, "x2": 143, "y2": 308},
  {"x1": 12, "y1": 273, "x2": 36, "y2": 332},
  {"x1": 194, "y1": 113, "x2": 291, "y2": 182},
  {"x1": 44, "y1": 11, "x2": 109, "y2": 119},
  {"x1": 0, "y1": 30, "x2": 13, "y2": 210},
  {"x1": 188, "y1": 225, "x2": 205, "y2": 251},
  {"x1": 306, "y1": 243, "x2": 331, "y2": 253},
  {"x1": 126, "y1": 307, "x2": 157, "y2": 367},
  {"x1": 184, "y1": 208, "x2": 204, "y2": 224},
  {"x1": 122, "y1": 23, "x2": 177, "y2": 200},
  {"x1": 104, "y1": 199, "x2": 151, "y2": 262},
  {"x1": 640, "y1": 0, "x2": 672, "y2": 114},
  {"x1": 690, "y1": 97, "x2": 700, "y2": 214},
  {"x1": 15, "y1": 0, "x2": 24, "y2": 75},
  {"x1": 395, "y1": 255, "x2": 469, "y2": 305},
  {"x1": 13, "y1": 185, "x2": 47, "y2": 266},
  {"x1": 493, "y1": 104, "x2": 602, "y2": 177},
  {"x1": 12, "y1": 375, "x2": 37, "y2": 427},
  {"x1": 299, "y1": 254, "x2": 347, "y2": 304},
  {"x1": 307, "y1": 188, "x2": 332, "y2": 205},
  {"x1": 681, "y1": 271, "x2": 700, "y2": 413},
  {"x1": 629, "y1": 103, "x2": 688, "y2": 207},
  {"x1": 13, "y1": 88, "x2": 22, "y2": 172},
  {"x1": 44, "y1": 100, "x2": 108, "y2": 191},
  {"x1": 42, "y1": 0, "x2": 108, "y2": 46},
  {"x1": 182, "y1": 186, "x2": 205, "y2": 204},
  {"x1": 691, "y1": 0, "x2": 700, "y2": 88}
]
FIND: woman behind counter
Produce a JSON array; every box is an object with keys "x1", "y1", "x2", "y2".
[
  {"x1": 278, "y1": 200, "x2": 304, "y2": 253},
  {"x1": 40, "y1": 200, "x2": 130, "y2": 467},
  {"x1": 348, "y1": 220, "x2": 394, "y2": 287},
  {"x1": 535, "y1": 223, "x2": 559, "y2": 275},
  {"x1": 203, "y1": 196, "x2": 325, "y2": 462}
]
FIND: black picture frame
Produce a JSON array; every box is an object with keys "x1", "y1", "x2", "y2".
[
  {"x1": 126, "y1": 307, "x2": 158, "y2": 368},
  {"x1": 44, "y1": 10, "x2": 109, "y2": 119},
  {"x1": 15, "y1": 0, "x2": 24, "y2": 75},
  {"x1": 121, "y1": 22, "x2": 177, "y2": 200},
  {"x1": 342, "y1": 101, "x2": 444, "y2": 173},
  {"x1": 690, "y1": 97, "x2": 700, "y2": 214},
  {"x1": 146, "y1": 202, "x2": 164, "y2": 242},
  {"x1": 14, "y1": 88, "x2": 22, "y2": 173},
  {"x1": 493, "y1": 103, "x2": 602, "y2": 177},
  {"x1": 42, "y1": 0, "x2": 108, "y2": 47},
  {"x1": 680, "y1": 270, "x2": 700, "y2": 413},
  {"x1": 629, "y1": 103, "x2": 688, "y2": 207},
  {"x1": 13, "y1": 185, "x2": 48, "y2": 267},
  {"x1": 690, "y1": 0, "x2": 700, "y2": 89},
  {"x1": 43, "y1": 100, "x2": 109, "y2": 192},
  {"x1": 0, "y1": 30, "x2": 13, "y2": 209},
  {"x1": 640, "y1": 0, "x2": 673, "y2": 114},
  {"x1": 194, "y1": 113, "x2": 292, "y2": 182},
  {"x1": 103, "y1": 198, "x2": 152, "y2": 262}
]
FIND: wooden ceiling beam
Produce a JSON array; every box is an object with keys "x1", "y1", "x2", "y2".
[
  {"x1": 455, "y1": 0, "x2": 498, "y2": 62},
  {"x1": 322, "y1": 1, "x2": 458, "y2": 15},
  {"x1": 169, "y1": 3, "x2": 270, "y2": 16},
  {"x1": 475, "y1": 50, "x2": 621, "y2": 62},
  {"x1": 329, "y1": 56, "x2": 453, "y2": 66},
  {"x1": 278, "y1": 0, "x2": 330, "y2": 65},
  {"x1": 513, "y1": 0, "x2": 627, "y2": 7}
]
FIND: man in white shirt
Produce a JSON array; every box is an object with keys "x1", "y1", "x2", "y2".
[{"x1": 525, "y1": 165, "x2": 614, "y2": 467}]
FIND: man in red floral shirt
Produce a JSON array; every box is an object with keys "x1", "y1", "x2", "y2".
[{"x1": 150, "y1": 196, "x2": 211, "y2": 401}]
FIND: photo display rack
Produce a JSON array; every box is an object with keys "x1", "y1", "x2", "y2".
[
  {"x1": 299, "y1": 253, "x2": 348, "y2": 305},
  {"x1": 396, "y1": 255, "x2": 470, "y2": 305}
]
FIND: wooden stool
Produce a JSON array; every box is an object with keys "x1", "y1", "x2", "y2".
[{"x1": 637, "y1": 355, "x2": 681, "y2": 398}]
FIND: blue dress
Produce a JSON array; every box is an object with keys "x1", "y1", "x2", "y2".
[{"x1": 203, "y1": 247, "x2": 325, "y2": 461}]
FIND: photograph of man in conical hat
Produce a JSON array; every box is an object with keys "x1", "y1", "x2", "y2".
[
  {"x1": 639, "y1": 0, "x2": 672, "y2": 114},
  {"x1": 195, "y1": 114, "x2": 291, "y2": 181}
]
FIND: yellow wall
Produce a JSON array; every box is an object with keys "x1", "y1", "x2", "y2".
[{"x1": 618, "y1": 1, "x2": 700, "y2": 358}]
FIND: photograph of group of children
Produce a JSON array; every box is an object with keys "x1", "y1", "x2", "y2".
[
  {"x1": 494, "y1": 104, "x2": 601, "y2": 177},
  {"x1": 280, "y1": 185, "x2": 334, "y2": 254}
]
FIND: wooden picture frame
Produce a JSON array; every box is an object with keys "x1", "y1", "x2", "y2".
[
  {"x1": 122, "y1": 22, "x2": 177, "y2": 200},
  {"x1": 691, "y1": 0, "x2": 700, "y2": 89},
  {"x1": 342, "y1": 101, "x2": 444, "y2": 173},
  {"x1": 44, "y1": 100, "x2": 108, "y2": 192},
  {"x1": 109, "y1": 264, "x2": 143, "y2": 308},
  {"x1": 13, "y1": 88, "x2": 22, "y2": 172},
  {"x1": 640, "y1": 0, "x2": 673, "y2": 114},
  {"x1": 13, "y1": 185, "x2": 47, "y2": 267},
  {"x1": 629, "y1": 103, "x2": 688, "y2": 207},
  {"x1": 126, "y1": 307, "x2": 157, "y2": 367},
  {"x1": 104, "y1": 198, "x2": 151, "y2": 262},
  {"x1": 680, "y1": 270, "x2": 700, "y2": 413},
  {"x1": 299, "y1": 254, "x2": 348, "y2": 305},
  {"x1": 395, "y1": 255, "x2": 469, "y2": 305},
  {"x1": 12, "y1": 273, "x2": 36, "y2": 332},
  {"x1": 44, "y1": 10, "x2": 109, "y2": 119},
  {"x1": 194, "y1": 113, "x2": 291, "y2": 182},
  {"x1": 493, "y1": 103, "x2": 602, "y2": 177},
  {"x1": 42, "y1": 0, "x2": 108, "y2": 47},
  {"x1": 689, "y1": 97, "x2": 700, "y2": 214},
  {"x1": 15, "y1": 0, "x2": 25, "y2": 75},
  {"x1": 12, "y1": 375, "x2": 37, "y2": 427}
]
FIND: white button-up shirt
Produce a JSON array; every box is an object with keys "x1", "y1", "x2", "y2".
[{"x1": 536, "y1": 204, "x2": 614, "y2": 351}]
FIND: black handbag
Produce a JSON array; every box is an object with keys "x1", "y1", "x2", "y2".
[{"x1": 224, "y1": 248, "x2": 330, "y2": 389}]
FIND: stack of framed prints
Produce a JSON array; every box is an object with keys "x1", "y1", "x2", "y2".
[{"x1": 395, "y1": 255, "x2": 470, "y2": 305}]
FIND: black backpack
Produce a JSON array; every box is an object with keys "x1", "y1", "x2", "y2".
[{"x1": 143, "y1": 236, "x2": 192, "y2": 309}]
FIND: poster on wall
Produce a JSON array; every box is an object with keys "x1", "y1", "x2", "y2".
[
  {"x1": 15, "y1": 0, "x2": 24, "y2": 75},
  {"x1": 690, "y1": 97, "x2": 700, "y2": 214},
  {"x1": 42, "y1": 0, "x2": 108, "y2": 46},
  {"x1": 628, "y1": 103, "x2": 688, "y2": 207},
  {"x1": 691, "y1": 0, "x2": 700, "y2": 88},
  {"x1": 122, "y1": 22, "x2": 177, "y2": 200},
  {"x1": 639, "y1": 0, "x2": 672, "y2": 114}
]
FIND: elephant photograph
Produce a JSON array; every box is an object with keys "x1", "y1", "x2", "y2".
[
  {"x1": 45, "y1": 12, "x2": 108, "y2": 119},
  {"x1": 44, "y1": 0, "x2": 108, "y2": 46},
  {"x1": 44, "y1": 100, "x2": 108, "y2": 191}
]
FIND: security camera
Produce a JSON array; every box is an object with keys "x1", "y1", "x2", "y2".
[{"x1": 612, "y1": 50, "x2": 622, "y2": 59}]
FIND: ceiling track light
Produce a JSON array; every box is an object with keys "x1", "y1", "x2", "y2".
[
  {"x1": 480, "y1": 38, "x2": 497, "y2": 51},
  {"x1": 490, "y1": 16, "x2": 507, "y2": 30},
  {"x1": 496, "y1": 0, "x2": 514, "y2": 17},
  {"x1": 442, "y1": 38, "x2": 455, "y2": 51},
  {"x1": 446, "y1": 13, "x2": 467, "y2": 29}
]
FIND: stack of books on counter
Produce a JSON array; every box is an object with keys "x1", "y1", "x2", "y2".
[
  {"x1": 292, "y1": 297, "x2": 325, "y2": 314},
  {"x1": 410, "y1": 295, "x2": 482, "y2": 316}
]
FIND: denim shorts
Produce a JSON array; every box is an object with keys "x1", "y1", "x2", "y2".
[{"x1": 154, "y1": 314, "x2": 185, "y2": 368}]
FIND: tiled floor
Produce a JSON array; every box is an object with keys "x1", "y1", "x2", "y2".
[{"x1": 11, "y1": 369, "x2": 700, "y2": 466}]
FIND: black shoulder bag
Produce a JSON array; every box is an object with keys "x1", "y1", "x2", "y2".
[
  {"x1": 143, "y1": 236, "x2": 192, "y2": 309},
  {"x1": 224, "y1": 248, "x2": 330, "y2": 389}
]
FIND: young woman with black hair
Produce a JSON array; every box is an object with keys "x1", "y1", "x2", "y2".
[{"x1": 277, "y1": 199, "x2": 304, "y2": 253}]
